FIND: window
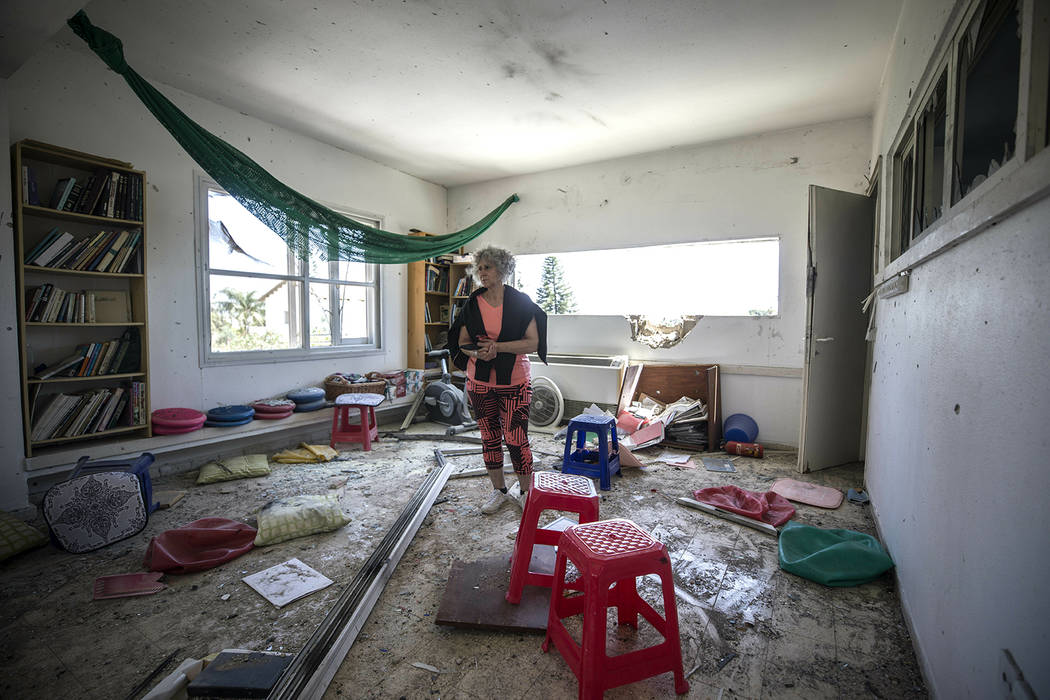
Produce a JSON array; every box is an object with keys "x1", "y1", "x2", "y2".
[
  {"x1": 196, "y1": 178, "x2": 380, "y2": 363},
  {"x1": 916, "y1": 71, "x2": 948, "y2": 232},
  {"x1": 512, "y1": 238, "x2": 779, "y2": 317},
  {"x1": 893, "y1": 134, "x2": 916, "y2": 255},
  {"x1": 953, "y1": 0, "x2": 1021, "y2": 202},
  {"x1": 884, "y1": 0, "x2": 1049, "y2": 263}
]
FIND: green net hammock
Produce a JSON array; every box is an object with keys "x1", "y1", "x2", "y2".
[{"x1": 67, "y1": 11, "x2": 517, "y2": 264}]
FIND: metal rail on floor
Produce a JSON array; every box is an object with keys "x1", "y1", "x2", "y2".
[{"x1": 268, "y1": 449, "x2": 454, "y2": 699}]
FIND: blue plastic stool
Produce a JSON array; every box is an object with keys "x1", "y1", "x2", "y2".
[{"x1": 562, "y1": 414, "x2": 621, "y2": 491}]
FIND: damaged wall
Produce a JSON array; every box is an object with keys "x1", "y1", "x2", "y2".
[
  {"x1": 865, "y1": 0, "x2": 1050, "y2": 696},
  {"x1": 0, "y1": 44, "x2": 446, "y2": 504},
  {"x1": 447, "y1": 118, "x2": 873, "y2": 446}
]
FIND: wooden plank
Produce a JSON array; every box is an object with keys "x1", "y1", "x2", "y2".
[
  {"x1": 633, "y1": 364, "x2": 712, "y2": 405},
  {"x1": 616, "y1": 363, "x2": 643, "y2": 415}
]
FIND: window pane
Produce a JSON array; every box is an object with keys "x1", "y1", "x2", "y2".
[
  {"x1": 308, "y1": 282, "x2": 334, "y2": 348},
  {"x1": 513, "y1": 239, "x2": 779, "y2": 317},
  {"x1": 955, "y1": 0, "x2": 1021, "y2": 200},
  {"x1": 210, "y1": 274, "x2": 301, "y2": 352},
  {"x1": 208, "y1": 190, "x2": 293, "y2": 274},
  {"x1": 917, "y1": 72, "x2": 947, "y2": 232},
  {"x1": 337, "y1": 284, "x2": 373, "y2": 343}
]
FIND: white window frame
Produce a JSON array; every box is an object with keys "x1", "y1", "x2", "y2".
[
  {"x1": 195, "y1": 174, "x2": 384, "y2": 366},
  {"x1": 881, "y1": 0, "x2": 1049, "y2": 275}
]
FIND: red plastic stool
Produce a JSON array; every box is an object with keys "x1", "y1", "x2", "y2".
[
  {"x1": 505, "y1": 471, "x2": 599, "y2": 604},
  {"x1": 543, "y1": 519, "x2": 689, "y2": 699},
  {"x1": 330, "y1": 393, "x2": 384, "y2": 451}
]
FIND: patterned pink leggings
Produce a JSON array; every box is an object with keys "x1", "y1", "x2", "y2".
[{"x1": 467, "y1": 382, "x2": 533, "y2": 477}]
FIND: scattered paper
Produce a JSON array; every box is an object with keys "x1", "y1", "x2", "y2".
[
  {"x1": 655, "y1": 451, "x2": 691, "y2": 465},
  {"x1": 701, "y1": 457, "x2": 736, "y2": 472},
  {"x1": 411, "y1": 662, "x2": 444, "y2": 674},
  {"x1": 242, "y1": 558, "x2": 333, "y2": 608}
]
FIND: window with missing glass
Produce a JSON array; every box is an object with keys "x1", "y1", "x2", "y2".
[
  {"x1": 512, "y1": 238, "x2": 780, "y2": 317},
  {"x1": 886, "y1": 0, "x2": 1048, "y2": 263},
  {"x1": 954, "y1": 0, "x2": 1022, "y2": 202},
  {"x1": 196, "y1": 177, "x2": 380, "y2": 364}
]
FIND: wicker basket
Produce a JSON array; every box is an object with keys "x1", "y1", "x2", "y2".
[{"x1": 323, "y1": 375, "x2": 387, "y2": 401}]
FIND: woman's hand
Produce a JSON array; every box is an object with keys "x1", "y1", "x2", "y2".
[{"x1": 477, "y1": 337, "x2": 498, "y2": 361}]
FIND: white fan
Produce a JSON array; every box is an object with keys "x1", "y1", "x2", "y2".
[{"x1": 529, "y1": 376, "x2": 565, "y2": 433}]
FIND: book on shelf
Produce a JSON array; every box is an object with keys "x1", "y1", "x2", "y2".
[
  {"x1": 22, "y1": 165, "x2": 41, "y2": 205},
  {"x1": 50, "y1": 238, "x2": 89, "y2": 269},
  {"x1": 95, "y1": 230, "x2": 130, "y2": 272},
  {"x1": 24, "y1": 228, "x2": 63, "y2": 265},
  {"x1": 423, "y1": 303, "x2": 431, "y2": 323},
  {"x1": 74, "y1": 169, "x2": 109, "y2": 215},
  {"x1": 31, "y1": 351, "x2": 88, "y2": 380},
  {"x1": 94, "y1": 289, "x2": 131, "y2": 323},
  {"x1": 71, "y1": 230, "x2": 114, "y2": 270},
  {"x1": 48, "y1": 177, "x2": 76, "y2": 210},
  {"x1": 32, "y1": 230, "x2": 74, "y2": 267},
  {"x1": 31, "y1": 393, "x2": 73, "y2": 441},
  {"x1": 62, "y1": 182, "x2": 83, "y2": 212}
]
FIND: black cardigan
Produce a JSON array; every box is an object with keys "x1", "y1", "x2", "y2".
[{"x1": 448, "y1": 286, "x2": 547, "y2": 384}]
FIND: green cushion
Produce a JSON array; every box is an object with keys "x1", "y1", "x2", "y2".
[
  {"x1": 0, "y1": 511, "x2": 48, "y2": 561},
  {"x1": 197, "y1": 454, "x2": 271, "y2": 485},
  {"x1": 254, "y1": 494, "x2": 349, "y2": 546}
]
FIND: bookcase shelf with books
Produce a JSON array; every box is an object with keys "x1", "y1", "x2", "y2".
[{"x1": 13, "y1": 139, "x2": 152, "y2": 457}]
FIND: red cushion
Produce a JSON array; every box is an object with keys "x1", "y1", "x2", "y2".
[
  {"x1": 693, "y1": 485, "x2": 795, "y2": 527},
  {"x1": 144, "y1": 517, "x2": 257, "y2": 574}
]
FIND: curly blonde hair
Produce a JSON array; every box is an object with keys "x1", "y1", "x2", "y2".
[{"x1": 470, "y1": 246, "x2": 516, "y2": 284}]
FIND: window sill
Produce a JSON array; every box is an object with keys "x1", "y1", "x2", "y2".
[
  {"x1": 878, "y1": 145, "x2": 1050, "y2": 284},
  {"x1": 202, "y1": 345, "x2": 386, "y2": 368}
]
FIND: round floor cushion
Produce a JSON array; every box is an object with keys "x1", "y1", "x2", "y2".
[
  {"x1": 207, "y1": 405, "x2": 255, "y2": 422},
  {"x1": 152, "y1": 408, "x2": 206, "y2": 429},
  {"x1": 293, "y1": 398, "x2": 327, "y2": 412},
  {"x1": 204, "y1": 417, "x2": 254, "y2": 427},
  {"x1": 287, "y1": 387, "x2": 325, "y2": 404},
  {"x1": 253, "y1": 409, "x2": 294, "y2": 420},
  {"x1": 251, "y1": 399, "x2": 296, "y2": 414},
  {"x1": 152, "y1": 423, "x2": 205, "y2": 435}
]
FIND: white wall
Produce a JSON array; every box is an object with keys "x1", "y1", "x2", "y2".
[
  {"x1": 2, "y1": 45, "x2": 445, "y2": 504},
  {"x1": 867, "y1": 0, "x2": 1050, "y2": 696},
  {"x1": 0, "y1": 77, "x2": 31, "y2": 511},
  {"x1": 448, "y1": 118, "x2": 873, "y2": 446}
]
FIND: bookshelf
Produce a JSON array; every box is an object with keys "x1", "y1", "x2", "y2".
[
  {"x1": 13, "y1": 140, "x2": 151, "y2": 457},
  {"x1": 405, "y1": 231, "x2": 471, "y2": 369}
]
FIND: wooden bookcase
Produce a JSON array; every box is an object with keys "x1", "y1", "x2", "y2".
[
  {"x1": 405, "y1": 232, "x2": 471, "y2": 369},
  {"x1": 13, "y1": 140, "x2": 151, "y2": 457}
]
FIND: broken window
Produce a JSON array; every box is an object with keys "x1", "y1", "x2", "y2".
[
  {"x1": 197, "y1": 178, "x2": 381, "y2": 363},
  {"x1": 916, "y1": 71, "x2": 948, "y2": 233},
  {"x1": 894, "y1": 135, "x2": 916, "y2": 255},
  {"x1": 954, "y1": 0, "x2": 1021, "y2": 201},
  {"x1": 512, "y1": 238, "x2": 780, "y2": 318}
]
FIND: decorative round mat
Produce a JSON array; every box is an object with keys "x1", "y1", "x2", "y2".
[{"x1": 152, "y1": 423, "x2": 205, "y2": 436}]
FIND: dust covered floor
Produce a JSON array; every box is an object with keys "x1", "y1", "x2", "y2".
[{"x1": 0, "y1": 425, "x2": 926, "y2": 699}]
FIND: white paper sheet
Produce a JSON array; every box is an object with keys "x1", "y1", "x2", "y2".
[{"x1": 242, "y1": 558, "x2": 333, "y2": 608}]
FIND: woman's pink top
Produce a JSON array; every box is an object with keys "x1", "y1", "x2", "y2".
[{"x1": 466, "y1": 295, "x2": 531, "y2": 388}]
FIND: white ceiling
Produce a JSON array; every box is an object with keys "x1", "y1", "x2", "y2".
[{"x1": 6, "y1": 0, "x2": 903, "y2": 187}]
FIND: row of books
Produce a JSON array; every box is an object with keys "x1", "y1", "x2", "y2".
[
  {"x1": 21, "y1": 165, "x2": 145, "y2": 221},
  {"x1": 25, "y1": 227, "x2": 142, "y2": 274},
  {"x1": 426, "y1": 264, "x2": 449, "y2": 293},
  {"x1": 25, "y1": 285, "x2": 131, "y2": 324},
  {"x1": 31, "y1": 331, "x2": 139, "y2": 380},
  {"x1": 31, "y1": 381, "x2": 145, "y2": 443},
  {"x1": 453, "y1": 276, "x2": 475, "y2": 297}
]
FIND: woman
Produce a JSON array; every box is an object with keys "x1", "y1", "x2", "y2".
[{"x1": 451, "y1": 246, "x2": 547, "y2": 514}]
